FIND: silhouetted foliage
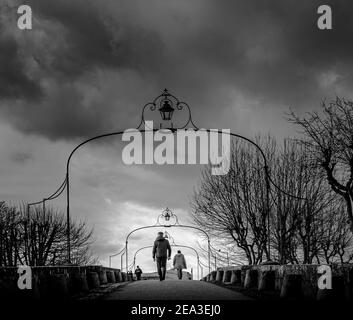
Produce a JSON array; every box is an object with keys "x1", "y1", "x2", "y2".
[
  {"x1": 192, "y1": 137, "x2": 353, "y2": 265},
  {"x1": 0, "y1": 201, "x2": 98, "y2": 266},
  {"x1": 288, "y1": 97, "x2": 353, "y2": 234}
]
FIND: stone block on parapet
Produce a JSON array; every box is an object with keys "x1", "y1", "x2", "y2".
[
  {"x1": 210, "y1": 271, "x2": 217, "y2": 281},
  {"x1": 41, "y1": 273, "x2": 69, "y2": 300},
  {"x1": 107, "y1": 270, "x2": 116, "y2": 283},
  {"x1": 98, "y1": 270, "x2": 108, "y2": 284},
  {"x1": 223, "y1": 270, "x2": 232, "y2": 283},
  {"x1": 70, "y1": 272, "x2": 89, "y2": 294},
  {"x1": 258, "y1": 270, "x2": 275, "y2": 291},
  {"x1": 215, "y1": 270, "x2": 224, "y2": 282},
  {"x1": 240, "y1": 266, "x2": 251, "y2": 287},
  {"x1": 230, "y1": 270, "x2": 241, "y2": 285},
  {"x1": 114, "y1": 270, "x2": 122, "y2": 282},
  {"x1": 87, "y1": 272, "x2": 100, "y2": 289},
  {"x1": 280, "y1": 274, "x2": 303, "y2": 299},
  {"x1": 244, "y1": 269, "x2": 258, "y2": 289}
]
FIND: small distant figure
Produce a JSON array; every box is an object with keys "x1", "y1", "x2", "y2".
[
  {"x1": 173, "y1": 250, "x2": 187, "y2": 280},
  {"x1": 135, "y1": 266, "x2": 143, "y2": 280},
  {"x1": 152, "y1": 231, "x2": 171, "y2": 281},
  {"x1": 128, "y1": 270, "x2": 133, "y2": 281}
]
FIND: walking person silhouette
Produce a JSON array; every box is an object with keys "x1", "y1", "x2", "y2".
[
  {"x1": 173, "y1": 250, "x2": 187, "y2": 280},
  {"x1": 152, "y1": 232, "x2": 171, "y2": 281},
  {"x1": 135, "y1": 266, "x2": 143, "y2": 280}
]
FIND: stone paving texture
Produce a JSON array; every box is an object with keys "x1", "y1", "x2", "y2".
[{"x1": 103, "y1": 279, "x2": 252, "y2": 300}]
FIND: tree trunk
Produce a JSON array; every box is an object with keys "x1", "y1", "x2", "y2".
[{"x1": 345, "y1": 194, "x2": 353, "y2": 234}]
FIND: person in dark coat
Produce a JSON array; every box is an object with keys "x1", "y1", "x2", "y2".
[
  {"x1": 173, "y1": 250, "x2": 187, "y2": 279},
  {"x1": 135, "y1": 266, "x2": 143, "y2": 280},
  {"x1": 152, "y1": 232, "x2": 171, "y2": 281}
]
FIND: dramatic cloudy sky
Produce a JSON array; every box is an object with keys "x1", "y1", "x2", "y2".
[{"x1": 0, "y1": 0, "x2": 352, "y2": 275}]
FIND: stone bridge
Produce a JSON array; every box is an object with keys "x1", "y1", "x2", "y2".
[
  {"x1": 1, "y1": 264, "x2": 353, "y2": 300},
  {"x1": 202, "y1": 264, "x2": 353, "y2": 300},
  {"x1": 0, "y1": 265, "x2": 127, "y2": 300}
]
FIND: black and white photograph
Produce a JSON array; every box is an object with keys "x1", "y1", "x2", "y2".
[{"x1": 0, "y1": 0, "x2": 353, "y2": 318}]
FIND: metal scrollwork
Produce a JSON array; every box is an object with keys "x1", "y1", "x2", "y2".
[
  {"x1": 138, "y1": 88, "x2": 199, "y2": 130},
  {"x1": 156, "y1": 207, "x2": 180, "y2": 226}
]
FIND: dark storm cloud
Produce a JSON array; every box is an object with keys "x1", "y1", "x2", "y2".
[
  {"x1": 32, "y1": 0, "x2": 165, "y2": 78},
  {"x1": 174, "y1": 0, "x2": 353, "y2": 107},
  {"x1": 0, "y1": 29, "x2": 42, "y2": 100},
  {"x1": 0, "y1": 0, "x2": 353, "y2": 140},
  {"x1": 0, "y1": 0, "x2": 166, "y2": 139}
]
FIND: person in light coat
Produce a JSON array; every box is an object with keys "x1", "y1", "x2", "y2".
[{"x1": 173, "y1": 250, "x2": 187, "y2": 280}]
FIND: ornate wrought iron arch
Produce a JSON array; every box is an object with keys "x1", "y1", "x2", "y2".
[
  {"x1": 26, "y1": 89, "x2": 307, "y2": 265},
  {"x1": 124, "y1": 209, "x2": 212, "y2": 275},
  {"x1": 130, "y1": 243, "x2": 203, "y2": 279}
]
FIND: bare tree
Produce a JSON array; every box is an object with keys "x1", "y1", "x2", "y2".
[
  {"x1": 0, "y1": 202, "x2": 21, "y2": 266},
  {"x1": 191, "y1": 136, "x2": 353, "y2": 265},
  {"x1": 270, "y1": 140, "x2": 339, "y2": 264},
  {"x1": 0, "y1": 201, "x2": 97, "y2": 266},
  {"x1": 317, "y1": 203, "x2": 353, "y2": 264},
  {"x1": 192, "y1": 139, "x2": 272, "y2": 265},
  {"x1": 288, "y1": 97, "x2": 353, "y2": 234}
]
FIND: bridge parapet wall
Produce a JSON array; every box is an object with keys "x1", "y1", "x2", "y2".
[
  {"x1": 0, "y1": 265, "x2": 126, "y2": 300},
  {"x1": 204, "y1": 264, "x2": 353, "y2": 300}
]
